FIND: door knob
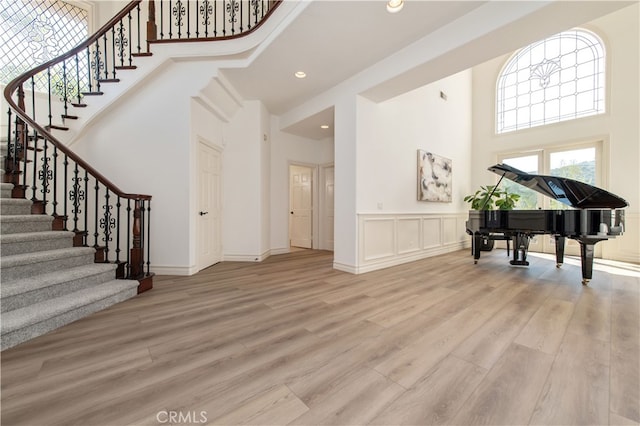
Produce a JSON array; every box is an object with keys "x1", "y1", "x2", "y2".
[{"x1": 199, "y1": 211, "x2": 209, "y2": 216}]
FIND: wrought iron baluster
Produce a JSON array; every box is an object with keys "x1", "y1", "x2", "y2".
[
  {"x1": 214, "y1": 0, "x2": 217, "y2": 36},
  {"x1": 101, "y1": 188, "x2": 115, "y2": 262},
  {"x1": 186, "y1": 0, "x2": 190, "y2": 38},
  {"x1": 31, "y1": 135, "x2": 38, "y2": 203},
  {"x1": 169, "y1": 0, "x2": 173, "y2": 39},
  {"x1": 126, "y1": 199, "x2": 132, "y2": 277},
  {"x1": 70, "y1": 163, "x2": 81, "y2": 231},
  {"x1": 117, "y1": 20, "x2": 125, "y2": 67},
  {"x1": 61, "y1": 61, "x2": 69, "y2": 117},
  {"x1": 39, "y1": 139, "x2": 51, "y2": 211},
  {"x1": 172, "y1": 0, "x2": 185, "y2": 39},
  {"x1": 195, "y1": 0, "x2": 199, "y2": 37},
  {"x1": 83, "y1": 170, "x2": 89, "y2": 244},
  {"x1": 128, "y1": 12, "x2": 133, "y2": 66},
  {"x1": 160, "y1": 0, "x2": 164, "y2": 40},
  {"x1": 223, "y1": 0, "x2": 227, "y2": 35},
  {"x1": 116, "y1": 196, "x2": 122, "y2": 263},
  {"x1": 146, "y1": 201, "x2": 151, "y2": 275},
  {"x1": 94, "y1": 179, "x2": 100, "y2": 248},
  {"x1": 47, "y1": 68, "x2": 52, "y2": 128},
  {"x1": 239, "y1": 0, "x2": 243, "y2": 33},
  {"x1": 111, "y1": 26, "x2": 117, "y2": 78},
  {"x1": 52, "y1": 145, "x2": 59, "y2": 218},
  {"x1": 136, "y1": 4, "x2": 141, "y2": 53},
  {"x1": 102, "y1": 33, "x2": 109, "y2": 80},
  {"x1": 75, "y1": 54, "x2": 82, "y2": 105},
  {"x1": 93, "y1": 40, "x2": 103, "y2": 92},
  {"x1": 63, "y1": 154, "x2": 69, "y2": 230},
  {"x1": 86, "y1": 46, "x2": 92, "y2": 93}
]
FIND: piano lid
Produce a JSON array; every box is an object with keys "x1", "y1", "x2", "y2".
[{"x1": 488, "y1": 163, "x2": 628, "y2": 209}]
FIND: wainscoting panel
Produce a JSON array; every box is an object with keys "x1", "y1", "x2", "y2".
[
  {"x1": 362, "y1": 218, "x2": 396, "y2": 261},
  {"x1": 358, "y1": 213, "x2": 469, "y2": 274},
  {"x1": 422, "y1": 218, "x2": 442, "y2": 249},
  {"x1": 397, "y1": 218, "x2": 421, "y2": 254}
]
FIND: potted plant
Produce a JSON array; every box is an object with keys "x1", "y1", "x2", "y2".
[
  {"x1": 464, "y1": 185, "x2": 520, "y2": 210},
  {"x1": 464, "y1": 185, "x2": 520, "y2": 250}
]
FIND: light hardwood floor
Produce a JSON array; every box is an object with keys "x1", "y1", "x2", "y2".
[{"x1": 1, "y1": 248, "x2": 639, "y2": 425}]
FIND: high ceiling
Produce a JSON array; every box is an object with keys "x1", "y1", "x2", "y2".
[{"x1": 220, "y1": 0, "x2": 635, "y2": 140}]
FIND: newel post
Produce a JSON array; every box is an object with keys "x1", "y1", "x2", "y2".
[
  {"x1": 146, "y1": 0, "x2": 157, "y2": 50},
  {"x1": 130, "y1": 199, "x2": 144, "y2": 279}
]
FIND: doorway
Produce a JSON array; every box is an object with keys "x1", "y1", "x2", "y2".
[
  {"x1": 289, "y1": 165, "x2": 313, "y2": 249},
  {"x1": 197, "y1": 141, "x2": 223, "y2": 271}
]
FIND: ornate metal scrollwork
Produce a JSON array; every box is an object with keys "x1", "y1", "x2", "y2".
[
  {"x1": 115, "y1": 22, "x2": 129, "y2": 63},
  {"x1": 38, "y1": 154, "x2": 53, "y2": 195},
  {"x1": 200, "y1": 0, "x2": 213, "y2": 27},
  {"x1": 70, "y1": 174, "x2": 85, "y2": 215},
  {"x1": 100, "y1": 203, "x2": 116, "y2": 243},
  {"x1": 226, "y1": 0, "x2": 239, "y2": 24},
  {"x1": 173, "y1": 0, "x2": 186, "y2": 29}
]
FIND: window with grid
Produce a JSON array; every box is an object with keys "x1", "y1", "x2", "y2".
[
  {"x1": 496, "y1": 28, "x2": 605, "y2": 134},
  {"x1": 0, "y1": 0, "x2": 89, "y2": 91}
]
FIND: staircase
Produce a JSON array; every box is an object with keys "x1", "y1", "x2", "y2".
[{"x1": 0, "y1": 142, "x2": 139, "y2": 351}]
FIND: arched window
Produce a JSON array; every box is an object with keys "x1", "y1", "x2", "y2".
[
  {"x1": 0, "y1": 0, "x2": 90, "y2": 90},
  {"x1": 496, "y1": 28, "x2": 605, "y2": 133}
]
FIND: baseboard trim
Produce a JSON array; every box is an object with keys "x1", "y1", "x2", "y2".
[
  {"x1": 150, "y1": 265, "x2": 198, "y2": 276},
  {"x1": 223, "y1": 250, "x2": 271, "y2": 262}
]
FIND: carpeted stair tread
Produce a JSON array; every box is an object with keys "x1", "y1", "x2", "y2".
[
  {"x1": 0, "y1": 214, "x2": 54, "y2": 234},
  {"x1": 1, "y1": 246, "x2": 95, "y2": 268},
  {"x1": 1, "y1": 231, "x2": 75, "y2": 256},
  {"x1": 1, "y1": 264, "x2": 118, "y2": 311},
  {"x1": 1, "y1": 198, "x2": 33, "y2": 215},
  {"x1": 1, "y1": 280, "x2": 139, "y2": 348}
]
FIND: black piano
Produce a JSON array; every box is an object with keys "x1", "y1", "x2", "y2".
[{"x1": 466, "y1": 163, "x2": 627, "y2": 284}]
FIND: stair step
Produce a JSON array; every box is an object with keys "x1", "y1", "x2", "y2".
[
  {"x1": 115, "y1": 65, "x2": 137, "y2": 70},
  {"x1": 1, "y1": 182, "x2": 13, "y2": 198},
  {"x1": 71, "y1": 103, "x2": 88, "y2": 108},
  {"x1": 0, "y1": 246, "x2": 96, "y2": 281},
  {"x1": 62, "y1": 114, "x2": 79, "y2": 120},
  {"x1": 132, "y1": 52, "x2": 152, "y2": 57},
  {"x1": 1, "y1": 263, "x2": 118, "y2": 312},
  {"x1": 1, "y1": 198, "x2": 33, "y2": 215},
  {"x1": 0, "y1": 231, "x2": 75, "y2": 256},
  {"x1": 97, "y1": 78, "x2": 120, "y2": 83},
  {"x1": 45, "y1": 124, "x2": 69, "y2": 131},
  {"x1": 0, "y1": 214, "x2": 54, "y2": 234},
  {"x1": 81, "y1": 92, "x2": 104, "y2": 96},
  {"x1": 0, "y1": 279, "x2": 138, "y2": 350}
]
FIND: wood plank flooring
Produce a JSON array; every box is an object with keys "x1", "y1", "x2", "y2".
[{"x1": 1, "y1": 248, "x2": 639, "y2": 425}]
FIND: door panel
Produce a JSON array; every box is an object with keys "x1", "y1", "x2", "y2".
[
  {"x1": 197, "y1": 142, "x2": 222, "y2": 270},
  {"x1": 290, "y1": 165, "x2": 312, "y2": 249}
]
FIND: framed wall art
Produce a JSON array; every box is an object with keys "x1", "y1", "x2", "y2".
[{"x1": 417, "y1": 150, "x2": 452, "y2": 202}]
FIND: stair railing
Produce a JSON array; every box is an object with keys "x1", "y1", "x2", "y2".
[
  {"x1": 3, "y1": 1, "x2": 153, "y2": 291},
  {"x1": 4, "y1": 0, "x2": 282, "y2": 292},
  {"x1": 147, "y1": 0, "x2": 281, "y2": 43}
]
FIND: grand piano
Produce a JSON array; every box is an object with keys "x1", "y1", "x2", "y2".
[{"x1": 466, "y1": 164, "x2": 627, "y2": 284}]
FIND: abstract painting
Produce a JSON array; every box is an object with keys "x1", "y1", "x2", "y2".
[{"x1": 417, "y1": 150, "x2": 452, "y2": 202}]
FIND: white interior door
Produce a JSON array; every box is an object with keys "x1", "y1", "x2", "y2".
[
  {"x1": 290, "y1": 165, "x2": 313, "y2": 249},
  {"x1": 197, "y1": 141, "x2": 222, "y2": 270},
  {"x1": 322, "y1": 165, "x2": 335, "y2": 251}
]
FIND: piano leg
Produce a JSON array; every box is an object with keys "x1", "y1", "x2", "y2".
[
  {"x1": 555, "y1": 236, "x2": 565, "y2": 268},
  {"x1": 472, "y1": 233, "x2": 483, "y2": 264},
  {"x1": 510, "y1": 233, "x2": 530, "y2": 266},
  {"x1": 579, "y1": 242, "x2": 595, "y2": 285}
]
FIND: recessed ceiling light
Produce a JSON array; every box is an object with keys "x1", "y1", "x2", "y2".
[
  {"x1": 294, "y1": 71, "x2": 307, "y2": 79},
  {"x1": 320, "y1": 125, "x2": 329, "y2": 129},
  {"x1": 386, "y1": 0, "x2": 404, "y2": 13}
]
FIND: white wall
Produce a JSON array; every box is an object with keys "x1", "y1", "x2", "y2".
[
  {"x1": 471, "y1": 3, "x2": 639, "y2": 263},
  {"x1": 222, "y1": 100, "x2": 265, "y2": 261},
  {"x1": 357, "y1": 70, "x2": 472, "y2": 214},
  {"x1": 345, "y1": 70, "x2": 473, "y2": 273},
  {"x1": 269, "y1": 115, "x2": 334, "y2": 253}
]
